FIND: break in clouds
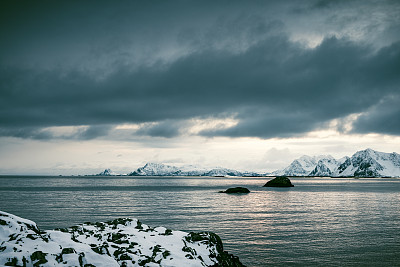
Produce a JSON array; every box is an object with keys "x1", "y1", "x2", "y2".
[{"x1": 0, "y1": 0, "x2": 399, "y2": 140}]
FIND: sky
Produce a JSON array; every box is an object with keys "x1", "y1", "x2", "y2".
[{"x1": 0, "y1": 0, "x2": 399, "y2": 175}]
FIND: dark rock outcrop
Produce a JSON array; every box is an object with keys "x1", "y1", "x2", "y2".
[
  {"x1": 219, "y1": 187, "x2": 250, "y2": 194},
  {"x1": 263, "y1": 176, "x2": 294, "y2": 187},
  {"x1": 185, "y1": 232, "x2": 244, "y2": 266}
]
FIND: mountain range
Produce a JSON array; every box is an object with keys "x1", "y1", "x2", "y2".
[
  {"x1": 271, "y1": 148, "x2": 400, "y2": 177},
  {"x1": 96, "y1": 163, "x2": 259, "y2": 177},
  {"x1": 128, "y1": 163, "x2": 259, "y2": 177},
  {"x1": 96, "y1": 149, "x2": 400, "y2": 178}
]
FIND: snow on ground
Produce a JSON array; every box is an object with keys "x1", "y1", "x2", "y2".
[{"x1": 0, "y1": 211, "x2": 242, "y2": 266}]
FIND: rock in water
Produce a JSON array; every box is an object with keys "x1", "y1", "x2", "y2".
[
  {"x1": 0, "y1": 210, "x2": 244, "y2": 267},
  {"x1": 263, "y1": 176, "x2": 294, "y2": 187},
  {"x1": 219, "y1": 187, "x2": 250, "y2": 194}
]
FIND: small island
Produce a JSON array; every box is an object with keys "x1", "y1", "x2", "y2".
[
  {"x1": 263, "y1": 176, "x2": 294, "y2": 187},
  {"x1": 219, "y1": 187, "x2": 250, "y2": 194}
]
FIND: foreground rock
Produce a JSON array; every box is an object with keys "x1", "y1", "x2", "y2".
[
  {"x1": 263, "y1": 176, "x2": 294, "y2": 187},
  {"x1": 0, "y1": 210, "x2": 244, "y2": 267},
  {"x1": 219, "y1": 187, "x2": 250, "y2": 194}
]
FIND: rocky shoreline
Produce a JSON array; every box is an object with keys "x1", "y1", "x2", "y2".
[{"x1": 0, "y1": 211, "x2": 244, "y2": 267}]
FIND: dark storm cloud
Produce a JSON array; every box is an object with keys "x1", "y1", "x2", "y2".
[
  {"x1": 74, "y1": 125, "x2": 114, "y2": 140},
  {"x1": 0, "y1": 127, "x2": 53, "y2": 140},
  {"x1": 0, "y1": 0, "x2": 399, "y2": 139},
  {"x1": 201, "y1": 110, "x2": 328, "y2": 139},
  {"x1": 135, "y1": 120, "x2": 188, "y2": 138},
  {"x1": 200, "y1": 38, "x2": 400, "y2": 138},
  {"x1": 0, "y1": 125, "x2": 112, "y2": 140},
  {"x1": 352, "y1": 96, "x2": 400, "y2": 135}
]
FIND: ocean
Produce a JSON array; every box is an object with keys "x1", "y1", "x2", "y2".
[{"x1": 0, "y1": 176, "x2": 399, "y2": 266}]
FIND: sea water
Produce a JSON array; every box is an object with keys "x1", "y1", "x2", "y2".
[{"x1": 0, "y1": 176, "x2": 399, "y2": 266}]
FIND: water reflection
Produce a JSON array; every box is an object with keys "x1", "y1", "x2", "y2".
[{"x1": 0, "y1": 176, "x2": 399, "y2": 266}]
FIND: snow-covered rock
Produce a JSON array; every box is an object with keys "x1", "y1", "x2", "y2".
[
  {"x1": 0, "y1": 210, "x2": 243, "y2": 267},
  {"x1": 270, "y1": 149, "x2": 400, "y2": 177}
]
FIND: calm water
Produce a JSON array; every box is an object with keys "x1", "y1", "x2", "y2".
[{"x1": 1, "y1": 176, "x2": 399, "y2": 266}]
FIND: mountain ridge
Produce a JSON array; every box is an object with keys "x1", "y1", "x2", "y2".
[
  {"x1": 271, "y1": 148, "x2": 400, "y2": 177},
  {"x1": 128, "y1": 163, "x2": 259, "y2": 177}
]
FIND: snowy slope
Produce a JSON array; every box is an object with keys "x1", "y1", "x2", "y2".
[
  {"x1": 309, "y1": 156, "x2": 344, "y2": 176},
  {"x1": 177, "y1": 164, "x2": 209, "y2": 176},
  {"x1": 0, "y1": 210, "x2": 243, "y2": 267},
  {"x1": 129, "y1": 163, "x2": 181, "y2": 176},
  {"x1": 271, "y1": 155, "x2": 332, "y2": 176},
  {"x1": 203, "y1": 168, "x2": 243, "y2": 177},
  {"x1": 309, "y1": 160, "x2": 334, "y2": 176}
]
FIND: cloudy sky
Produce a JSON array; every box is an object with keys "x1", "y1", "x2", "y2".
[{"x1": 0, "y1": 0, "x2": 399, "y2": 175}]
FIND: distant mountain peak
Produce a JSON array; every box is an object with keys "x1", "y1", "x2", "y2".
[
  {"x1": 97, "y1": 169, "x2": 118, "y2": 176},
  {"x1": 272, "y1": 154, "x2": 335, "y2": 176},
  {"x1": 129, "y1": 162, "x2": 180, "y2": 176},
  {"x1": 144, "y1": 162, "x2": 165, "y2": 168}
]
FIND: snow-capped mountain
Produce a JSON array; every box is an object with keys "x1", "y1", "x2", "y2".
[
  {"x1": 309, "y1": 156, "x2": 348, "y2": 176},
  {"x1": 96, "y1": 168, "x2": 119, "y2": 176},
  {"x1": 336, "y1": 148, "x2": 400, "y2": 177},
  {"x1": 96, "y1": 149, "x2": 400, "y2": 178},
  {"x1": 176, "y1": 164, "x2": 209, "y2": 176},
  {"x1": 270, "y1": 149, "x2": 400, "y2": 177},
  {"x1": 0, "y1": 210, "x2": 243, "y2": 266},
  {"x1": 271, "y1": 155, "x2": 334, "y2": 176},
  {"x1": 129, "y1": 163, "x2": 181, "y2": 176},
  {"x1": 129, "y1": 163, "x2": 259, "y2": 177},
  {"x1": 203, "y1": 168, "x2": 243, "y2": 177}
]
